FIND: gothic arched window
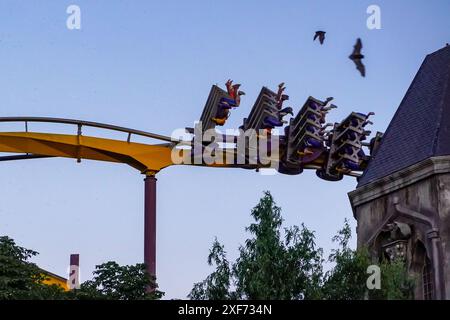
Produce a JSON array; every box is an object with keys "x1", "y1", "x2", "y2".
[{"x1": 422, "y1": 258, "x2": 433, "y2": 300}]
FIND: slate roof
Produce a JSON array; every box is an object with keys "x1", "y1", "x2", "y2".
[{"x1": 358, "y1": 45, "x2": 450, "y2": 187}]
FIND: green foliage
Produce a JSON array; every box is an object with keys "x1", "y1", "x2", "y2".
[
  {"x1": 0, "y1": 236, "x2": 163, "y2": 300},
  {"x1": 190, "y1": 193, "x2": 415, "y2": 300},
  {"x1": 0, "y1": 236, "x2": 66, "y2": 300},
  {"x1": 322, "y1": 219, "x2": 415, "y2": 300},
  {"x1": 321, "y1": 220, "x2": 373, "y2": 299},
  {"x1": 233, "y1": 192, "x2": 323, "y2": 299},
  {"x1": 369, "y1": 260, "x2": 415, "y2": 300},
  {"x1": 73, "y1": 261, "x2": 164, "y2": 300},
  {"x1": 188, "y1": 239, "x2": 232, "y2": 300},
  {"x1": 190, "y1": 191, "x2": 323, "y2": 300}
]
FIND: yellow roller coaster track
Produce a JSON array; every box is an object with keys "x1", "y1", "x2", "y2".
[
  {"x1": 0, "y1": 117, "x2": 281, "y2": 175},
  {"x1": 1, "y1": 115, "x2": 343, "y2": 180},
  {"x1": 0, "y1": 117, "x2": 180, "y2": 175}
]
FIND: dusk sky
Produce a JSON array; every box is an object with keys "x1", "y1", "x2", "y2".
[{"x1": 1, "y1": 0, "x2": 449, "y2": 298}]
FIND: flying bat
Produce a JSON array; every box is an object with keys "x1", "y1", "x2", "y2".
[
  {"x1": 313, "y1": 31, "x2": 326, "y2": 45},
  {"x1": 349, "y1": 38, "x2": 365, "y2": 77}
]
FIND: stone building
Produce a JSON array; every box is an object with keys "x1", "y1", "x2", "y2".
[{"x1": 349, "y1": 45, "x2": 450, "y2": 300}]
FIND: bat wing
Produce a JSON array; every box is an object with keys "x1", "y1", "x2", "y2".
[
  {"x1": 314, "y1": 33, "x2": 319, "y2": 41},
  {"x1": 354, "y1": 59, "x2": 366, "y2": 77},
  {"x1": 353, "y1": 38, "x2": 362, "y2": 55}
]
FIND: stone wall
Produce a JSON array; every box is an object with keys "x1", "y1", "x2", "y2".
[{"x1": 349, "y1": 156, "x2": 450, "y2": 299}]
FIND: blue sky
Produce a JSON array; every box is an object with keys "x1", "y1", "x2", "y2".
[{"x1": 0, "y1": 1, "x2": 449, "y2": 298}]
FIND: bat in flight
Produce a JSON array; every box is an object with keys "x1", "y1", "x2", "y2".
[
  {"x1": 349, "y1": 38, "x2": 365, "y2": 77},
  {"x1": 313, "y1": 31, "x2": 326, "y2": 45}
]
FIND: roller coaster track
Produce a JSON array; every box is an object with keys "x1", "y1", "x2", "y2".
[
  {"x1": 0, "y1": 116, "x2": 289, "y2": 174},
  {"x1": 0, "y1": 117, "x2": 178, "y2": 174}
]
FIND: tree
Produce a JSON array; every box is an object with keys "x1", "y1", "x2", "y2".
[
  {"x1": 71, "y1": 261, "x2": 164, "y2": 300},
  {"x1": 190, "y1": 193, "x2": 415, "y2": 300},
  {"x1": 233, "y1": 192, "x2": 323, "y2": 299},
  {"x1": 189, "y1": 191, "x2": 323, "y2": 300},
  {"x1": 368, "y1": 259, "x2": 415, "y2": 300},
  {"x1": 0, "y1": 235, "x2": 163, "y2": 300},
  {"x1": 321, "y1": 220, "x2": 372, "y2": 299},
  {"x1": 0, "y1": 236, "x2": 66, "y2": 300},
  {"x1": 321, "y1": 219, "x2": 415, "y2": 300},
  {"x1": 188, "y1": 239, "x2": 232, "y2": 300}
]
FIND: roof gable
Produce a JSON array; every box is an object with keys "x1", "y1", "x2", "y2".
[{"x1": 358, "y1": 46, "x2": 450, "y2": 187}]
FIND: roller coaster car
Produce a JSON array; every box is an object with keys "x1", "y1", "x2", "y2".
[
  {"x1": 336, "y1": 112, "x2": 374, "y2": 130},
  {"x1": 283, "y1": 97, "x2": 329, "y2": 167},
  {"x1": 240, "y1": 87, "x2": 279, "y2": 132},
  {"x1": 319, "y1": 111, "x2": 373, "y2": 180},
  {"x1": 196, "y1": 85, "x2": 236, "y2": 133}
]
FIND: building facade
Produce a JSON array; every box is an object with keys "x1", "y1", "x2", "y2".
[{"x1": 349, "y1": 46, "x2": 450, "y2": 300}]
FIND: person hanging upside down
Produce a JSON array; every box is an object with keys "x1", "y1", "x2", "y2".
[{"x1": 211, "y1": 98, "x2": 233, "y2": 126}]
